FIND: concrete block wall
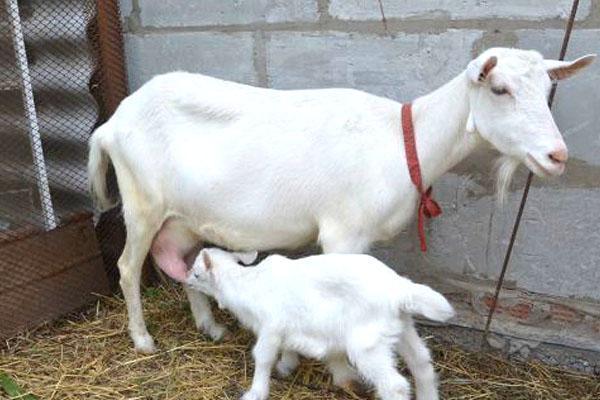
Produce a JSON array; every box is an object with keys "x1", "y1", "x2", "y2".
[{"x1": 119, "y1": 0, "x2": 600, "y2": 371}]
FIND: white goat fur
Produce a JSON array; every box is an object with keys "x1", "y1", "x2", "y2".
[
  {"x1": 87, "y1": 47, "x2": 594, "y2": 352},
  {"x1": 186, "y1": 248, "x2": 455, "y2": 400}
]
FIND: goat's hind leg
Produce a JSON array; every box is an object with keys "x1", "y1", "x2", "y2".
[
  {"x1": 242, "y1": 332, "x2": 281, "y2": 400},
  {"x1": 326, "y1": 353, "x2": 362, "y2": 392},
  {"x1": 396, "y1": 321, "x2": 439, "y2": 400},
  {"x1": 118, "y1": 209, "x2": 162, "y2": 353},
  {"x1": 350, "y1": 344, "x2": 411, "y2": 400}
]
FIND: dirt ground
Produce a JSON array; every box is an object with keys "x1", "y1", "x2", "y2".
[{"x1": 1, "y1": 286, "x2": 598, "y2": 399}]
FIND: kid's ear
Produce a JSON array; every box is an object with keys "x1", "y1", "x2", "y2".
[
  {"x1": 201, "y1": 250, "x2": 213, "y2": 270},
  {"x1": 233, "y1": 250, "x2": 258, "y2": 265}
]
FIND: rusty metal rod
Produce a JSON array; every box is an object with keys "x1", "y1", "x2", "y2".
[
  {"x1": 482, "y1": 0, "x2": 580, "y2": 341},
  {"x1": 95, "y1": 0, "x2": 129, "y2": 116}
]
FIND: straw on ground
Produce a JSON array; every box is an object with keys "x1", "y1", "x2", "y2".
[{"x1": 1, "y1": 286, "x2": 598, "y2": 400}]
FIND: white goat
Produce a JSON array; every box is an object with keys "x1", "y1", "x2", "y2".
[
  {"x1": 87, "y1": 47, "x2": 595, "y2": 353},
  {"x1": 186, "y1": 248, "x2": 455, "y2": 400}
]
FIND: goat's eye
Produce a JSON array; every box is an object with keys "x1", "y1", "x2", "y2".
[{"x1": 491, "y1": 87, "x2": 509, "y2": 96}]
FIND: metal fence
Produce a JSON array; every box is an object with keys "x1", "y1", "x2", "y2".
[
  {"x1": 1, "y1": 0, "x2": 97, "y2": 232},
  {"x1": 0, "y1": 0, "x2": 127, "y2": 338}
]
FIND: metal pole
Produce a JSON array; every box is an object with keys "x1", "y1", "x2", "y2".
[
  {"x1": 5, "y1": 0, "x2": 57, "y2": 230},
  {"x1": 482, "y1": 0, "x2": 580, "y2": 341}
]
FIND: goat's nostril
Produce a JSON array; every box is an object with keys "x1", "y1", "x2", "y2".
[{"x1": 548, "y1": 149, "x2": 568, "y2": 164}]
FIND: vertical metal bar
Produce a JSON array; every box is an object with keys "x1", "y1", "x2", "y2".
[
  {"x1": 5, "y1": 0, "x2": 57, "y2": 230},
  {"x1": 482, "y1": 173, "x2": 533, "y2": 338},
  {"x1": 482, "y1": 0, "x2": 580, "y2": 341}
]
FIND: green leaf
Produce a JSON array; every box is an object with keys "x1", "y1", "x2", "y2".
[
  {"x1": 0, "y1": 373, "x2": 38, "y2": 400},
  {"x1": 143, "y1": 287, "x2": 161, "y2": 298}
]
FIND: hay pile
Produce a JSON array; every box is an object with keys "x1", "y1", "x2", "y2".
[{"x1": 1, "y1": 286, "x2": 598, "y2": 399}]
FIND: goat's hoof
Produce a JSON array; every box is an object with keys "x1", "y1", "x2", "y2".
[
  {"x1": 275, "y1": 364, "x2": 292, "y2": 378},
  {"x1": 220, "y1": 329, "x2": 234, "y2": 342},
  {"x1": 336, "y1": 379, "x2": 369, "y2": 397},
  {"x1": 133, "y1": 334, "x2": 157, "y2": 354},
  {"x1": 275, "y1": 360, "x2": 297, "y2": 378},
  {"x1": 203, "y1": 322, "x2": 230, "y2": 342},
  {"x1": 240, "y1": 390, "x2": 266, "y2": 400}
]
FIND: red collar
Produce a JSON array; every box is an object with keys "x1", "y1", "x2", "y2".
[{"x1": 401, "y1": 103, "x2": 442, "y2": 252}]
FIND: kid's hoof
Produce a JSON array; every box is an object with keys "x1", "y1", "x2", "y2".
[
  {"x1": 337, "y1": 379, "x2": 370, "y2": 397},
  {"x1": 133, "y1": 334, "x2": 157, "y2": 354},
  {"x1": 202, "y1": 322, "x2": 229, "y2": 342},
  {"x1": 240, "y1": 390, "x2": 266, "y2": 400},
  {"x1": 275, "y1": 362, "x2": 294, "y2": 378}
]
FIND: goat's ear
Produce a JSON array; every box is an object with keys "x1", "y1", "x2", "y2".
[
  {"x1": 544, "y1": 54, "x2": 596, "y2": 81},
  {"x1": 467, "y1": 56, "x2": 498, "y2": 84},
  {"x1": 233, "y1": 250, "x2": 258, "y2": 265},
  {"x1": 201, "y1": 250, "x2": 213, "y2": 271}
]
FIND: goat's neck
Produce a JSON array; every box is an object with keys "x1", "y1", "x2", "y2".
[
  {"x1": 213, "y1": 266, "x2": 258, "y2": 311},
  {"x1": 410, "y1": 72, "x2": 481, "y2": 188}
]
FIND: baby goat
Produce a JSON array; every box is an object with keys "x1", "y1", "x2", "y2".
[{"x1": 186, "y1": 248, "x2": 455, "y2": 400}]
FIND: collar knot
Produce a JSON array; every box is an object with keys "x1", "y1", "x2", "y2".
[
  {"x1": 421, "y1": 187, "x2": 442, "y2": 219},
  {"x1": 401, "y1": 103, "x2": 442, "y2": 252}
]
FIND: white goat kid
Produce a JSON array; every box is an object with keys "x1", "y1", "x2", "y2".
[
  {"x1": 87, "y1": 47, "x2": 595, "y2": 353},
  {"x1": 186, "y1": 248, "x2": 455, "y2": 400}
]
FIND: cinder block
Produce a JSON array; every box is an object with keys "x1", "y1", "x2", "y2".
[
  {"x1": 375, "y1": 174, "x2": 600, "y2": 302},
  {"x1": 138, "y1": 0, "x2": 318, "y2": 27},
  {"x1": 329, "y1": 0, "x2": 591, "y2": 21},
  {"x1": 124, "y1": 32, "x2": 257, "y2": 90},
  {"x1": 266, "y1": 30, "x2": 482, "y2": 101}
]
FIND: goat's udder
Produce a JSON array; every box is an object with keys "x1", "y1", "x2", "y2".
[{"x1": 150, "y1": 237, "x2": 191, "y2": 283}]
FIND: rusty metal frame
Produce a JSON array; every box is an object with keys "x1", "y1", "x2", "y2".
[{"x1": 95, "y1": 0, "x2": 128, "y2": 117}]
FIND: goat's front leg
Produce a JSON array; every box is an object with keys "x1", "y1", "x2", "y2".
[
  {"x1": 321, "y1": 236, "x2": 371, "y2": 254},
  {"x1": 242, "y1": 333, "x2": 281, "y2": 400},
  {"x1": 183, "y1": 285, "x2": 228, "y2": 341},
  {"x1": 318, "y1": 222, "x2": 372, "y2": 254}
]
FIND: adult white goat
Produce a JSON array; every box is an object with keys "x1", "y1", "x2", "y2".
[{"x1": 88, "y1": 47, "x2": 594, "y2": 353}]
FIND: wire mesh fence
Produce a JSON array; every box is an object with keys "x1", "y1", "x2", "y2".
[
  {"x1": 0, "y1": 0, "x2": 127, "y2": 338},
  {"x1": 1, "y1": 0, "x2": 97, "y2": 232}
]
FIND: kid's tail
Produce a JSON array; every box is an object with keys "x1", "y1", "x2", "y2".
[{"x1": 399, "y1": 282, "x2": 455, "y2": 322}]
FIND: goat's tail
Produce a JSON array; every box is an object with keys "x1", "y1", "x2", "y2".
[
  {"x1": 398, "y1": 282, "x2": 455, "y2": 322},
  {"x1": 88, "y1": 124, "x2": 117, "y2": 211}
]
